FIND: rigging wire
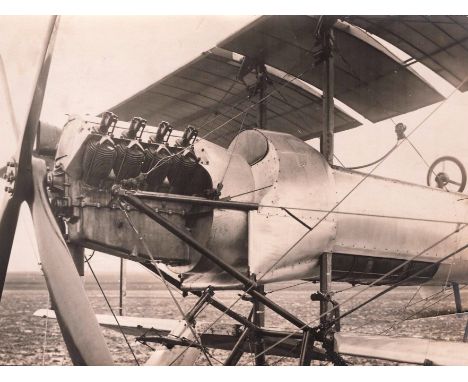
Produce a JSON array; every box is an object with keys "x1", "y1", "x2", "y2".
[
  {"x1": 219, "y1": 110, "x2": 250, "y2": 186},
  {"x1": 85, "y1": 252, "x2": 141, "y2": 365},
  {"x1": 222, "y1": 184, "x2": 274, "y2": 200},
  {"x1": 404, "y1": 286, "x2": 448, "y2": 310},
  {"x1": 378, "y1": 284, "x2": 468, "y2": 336},
  {"x1": 253, "y1": 236, "x2": 468, "y2": 361},
  {"x1": 348, "y1": 274, "x2": 454, "y2": 336},
  {"x1": 166, "y1": 73, "x2": 468, "y2": 363},
  {"x1": 265, "y1": 280, "x2": 316, "y2": 295},
  {"x1": 120, "y1": 206, "x2": 215, "y2": 366},
  {"x1": 143, "y1": 32, "x2": 468, "y2": 364},
  {"x1": 41, "y1": 293, "x2": 50, "y2": 366},
  {"x1": 334, "y1": 35, "x2": 451, "y2": 190}
]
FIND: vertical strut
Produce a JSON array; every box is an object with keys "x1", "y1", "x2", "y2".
[
  {"x1": 318, "y1": 23, "x2": 335, "y2": 317},
  {"x1": 320, "y1": 24, "x2": 335, "y2": 165},
  {"x1": 253, "y1": 284, "x2": 266, "y2": 365},
  {"x1": 320, "y1": 253, "x2": 333, "y2": 324},
  {"x1": 118, "y1": 258, "x2": 126, "y2": 316},
  {"x1": 453, "y1": 282, "x2": 463, "y2": 314},
  {"x1": 257, "y1": 65, "x2": 267, "y2": 129},
  {"x1": 298, "y1": 329, "x2": 314, "y2": 366}
]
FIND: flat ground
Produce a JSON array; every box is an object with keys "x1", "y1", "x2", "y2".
[{"x1": 1, "y1": 272, "x2": 466, "y2": 366}]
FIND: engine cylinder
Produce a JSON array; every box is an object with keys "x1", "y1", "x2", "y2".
[
  {"x1": 113, "y1": 141, "x2": 145, "y2": 182},
  {"x1": 82, "y1": 135, "x2": 117, "y2": 186},
  {"x1": 168, "y1": 149, "x2": 198, "y2": 194},
  {"x1": 142, "y1": 144, "x2": 173, "y2": 190}
]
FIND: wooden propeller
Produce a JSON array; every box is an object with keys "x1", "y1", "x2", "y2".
[{"x1": 0, "y1": 16, "x2": 113, "y2": 365}]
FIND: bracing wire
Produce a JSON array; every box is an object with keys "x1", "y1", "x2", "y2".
[
  {"x1": 253, "y1": 237, "x2": 468, "y2": 362},
  {"x1": 85, "y1": 253, "x2": 140, "y2": 365},
  {"x1": 136, "y1": 29, "x2": 468, "y2": 365},
  {"x1": 120, "y1": 206, "x2": 215, "y2": 366},
  {"x1": 41, "y1": 293, "x2": 50, "y2": 365}
]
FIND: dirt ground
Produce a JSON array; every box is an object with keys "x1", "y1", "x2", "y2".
[{"x1": 1, "y1": 273, "x2": 466, "y2": 366}]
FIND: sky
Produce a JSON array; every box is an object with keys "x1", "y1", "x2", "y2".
[{"x1": 2, "y1": 15, "x2": 468, "y2": 275}]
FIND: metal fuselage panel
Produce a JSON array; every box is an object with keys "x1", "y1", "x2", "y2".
[
  {"x1": 232, "y1": 130, "x2": 337, "y2": 283},
  {"x1": 332, "y1": 169, "x2": 468, "y2": 285}
]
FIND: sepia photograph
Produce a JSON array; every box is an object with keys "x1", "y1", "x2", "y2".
[{"x1": 2, "y1": 2, "x2": 468, "y2": 371}]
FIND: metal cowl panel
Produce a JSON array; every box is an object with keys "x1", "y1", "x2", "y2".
[
  {"x1": 233, "y1": 129, "x2": 337, "y2": 283},
  {"x1": 332, "y1": 168, "x2": 468, "y2": 284},
  {"x1": 170, "y1": 138, "x2": 255, "y2": 287}
]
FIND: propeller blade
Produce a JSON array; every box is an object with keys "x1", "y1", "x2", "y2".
[
  {"x1": 29, "y1": 158, "x2": 113, "y2": 365},
  {"x1": 0, "y1": 55, "x2": 19, "y2": 142},
  {"x1": 0, "y1": 193, "x2": 21, "y2": 299},
  {"x1": 15, "y1": 16, "x2": 60, "y2": 200},
  {"x1": 0, "y1": 16, "x2": 60, "y2": 301}
]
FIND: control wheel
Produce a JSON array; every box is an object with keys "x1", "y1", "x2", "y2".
[{"x1": 427, "y1": 156, "x2": 467, "y2": 193}]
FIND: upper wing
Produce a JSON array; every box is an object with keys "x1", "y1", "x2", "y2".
[
  {"x1": 107, "y1": 16, "x2": 468, "y2": 146},
  {"x1": 219, "y1": 15, "x2": 446, "y2": 124}
]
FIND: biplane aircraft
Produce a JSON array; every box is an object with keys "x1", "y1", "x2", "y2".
[{"x1": 3, "y1": 15, "x2": 468, "y2": 366}]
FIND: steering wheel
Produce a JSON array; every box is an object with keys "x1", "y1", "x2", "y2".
[{"x1": 427, "y1": 156, "x2": 467, "y2": 193}]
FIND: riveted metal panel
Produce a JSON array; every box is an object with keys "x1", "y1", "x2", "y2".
[{"x1": 233, "y1": 130, "x2": 337, "y2": 283}]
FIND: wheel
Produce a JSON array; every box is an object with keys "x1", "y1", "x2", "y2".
[{"x1": 427, "y1": 156, "x2": 467, "y2": 193}]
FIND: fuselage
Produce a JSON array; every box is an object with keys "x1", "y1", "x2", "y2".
[{"x1": 45, "y1": 115, "x2": 468, "y2": 290}]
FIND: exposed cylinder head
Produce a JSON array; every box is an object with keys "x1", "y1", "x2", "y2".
[
  {"x1": 175, "y1": 125, "x2": 198, "y2": 147},
  {"x1": 121, "y1": 116, "x2": 147, "y2": 140},
  {"x1": 98, "y1": 111, "x2": 118, "y2": 134},
  {"x1": 149, "y1": 121, "x2": 172, "y2": 144}
]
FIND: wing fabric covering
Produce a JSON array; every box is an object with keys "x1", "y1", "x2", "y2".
[
  {"x1": 346, "y1": 15, "x2": 468, "y2": 92},
  {"x1": 219, "y1": 15, "x2": 445, "y2": 123},
  {"x1": 109, "y1": 49, "x2": 360, "y2": 147},
  {"x1": 107, "y1": 15, "x2": 462, "y2": 144}
]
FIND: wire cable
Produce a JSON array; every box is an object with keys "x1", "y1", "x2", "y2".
[
  {"x1": 120, "y1": 206, "x2": 214, "y2": 366},
  {"x1": 85, "y1": 253, "x2": 140, "y2": 365}
]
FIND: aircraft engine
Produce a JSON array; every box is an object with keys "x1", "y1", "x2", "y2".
[{"x1": 49, "y1": 114, "x2": 251, "y2": 271}]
